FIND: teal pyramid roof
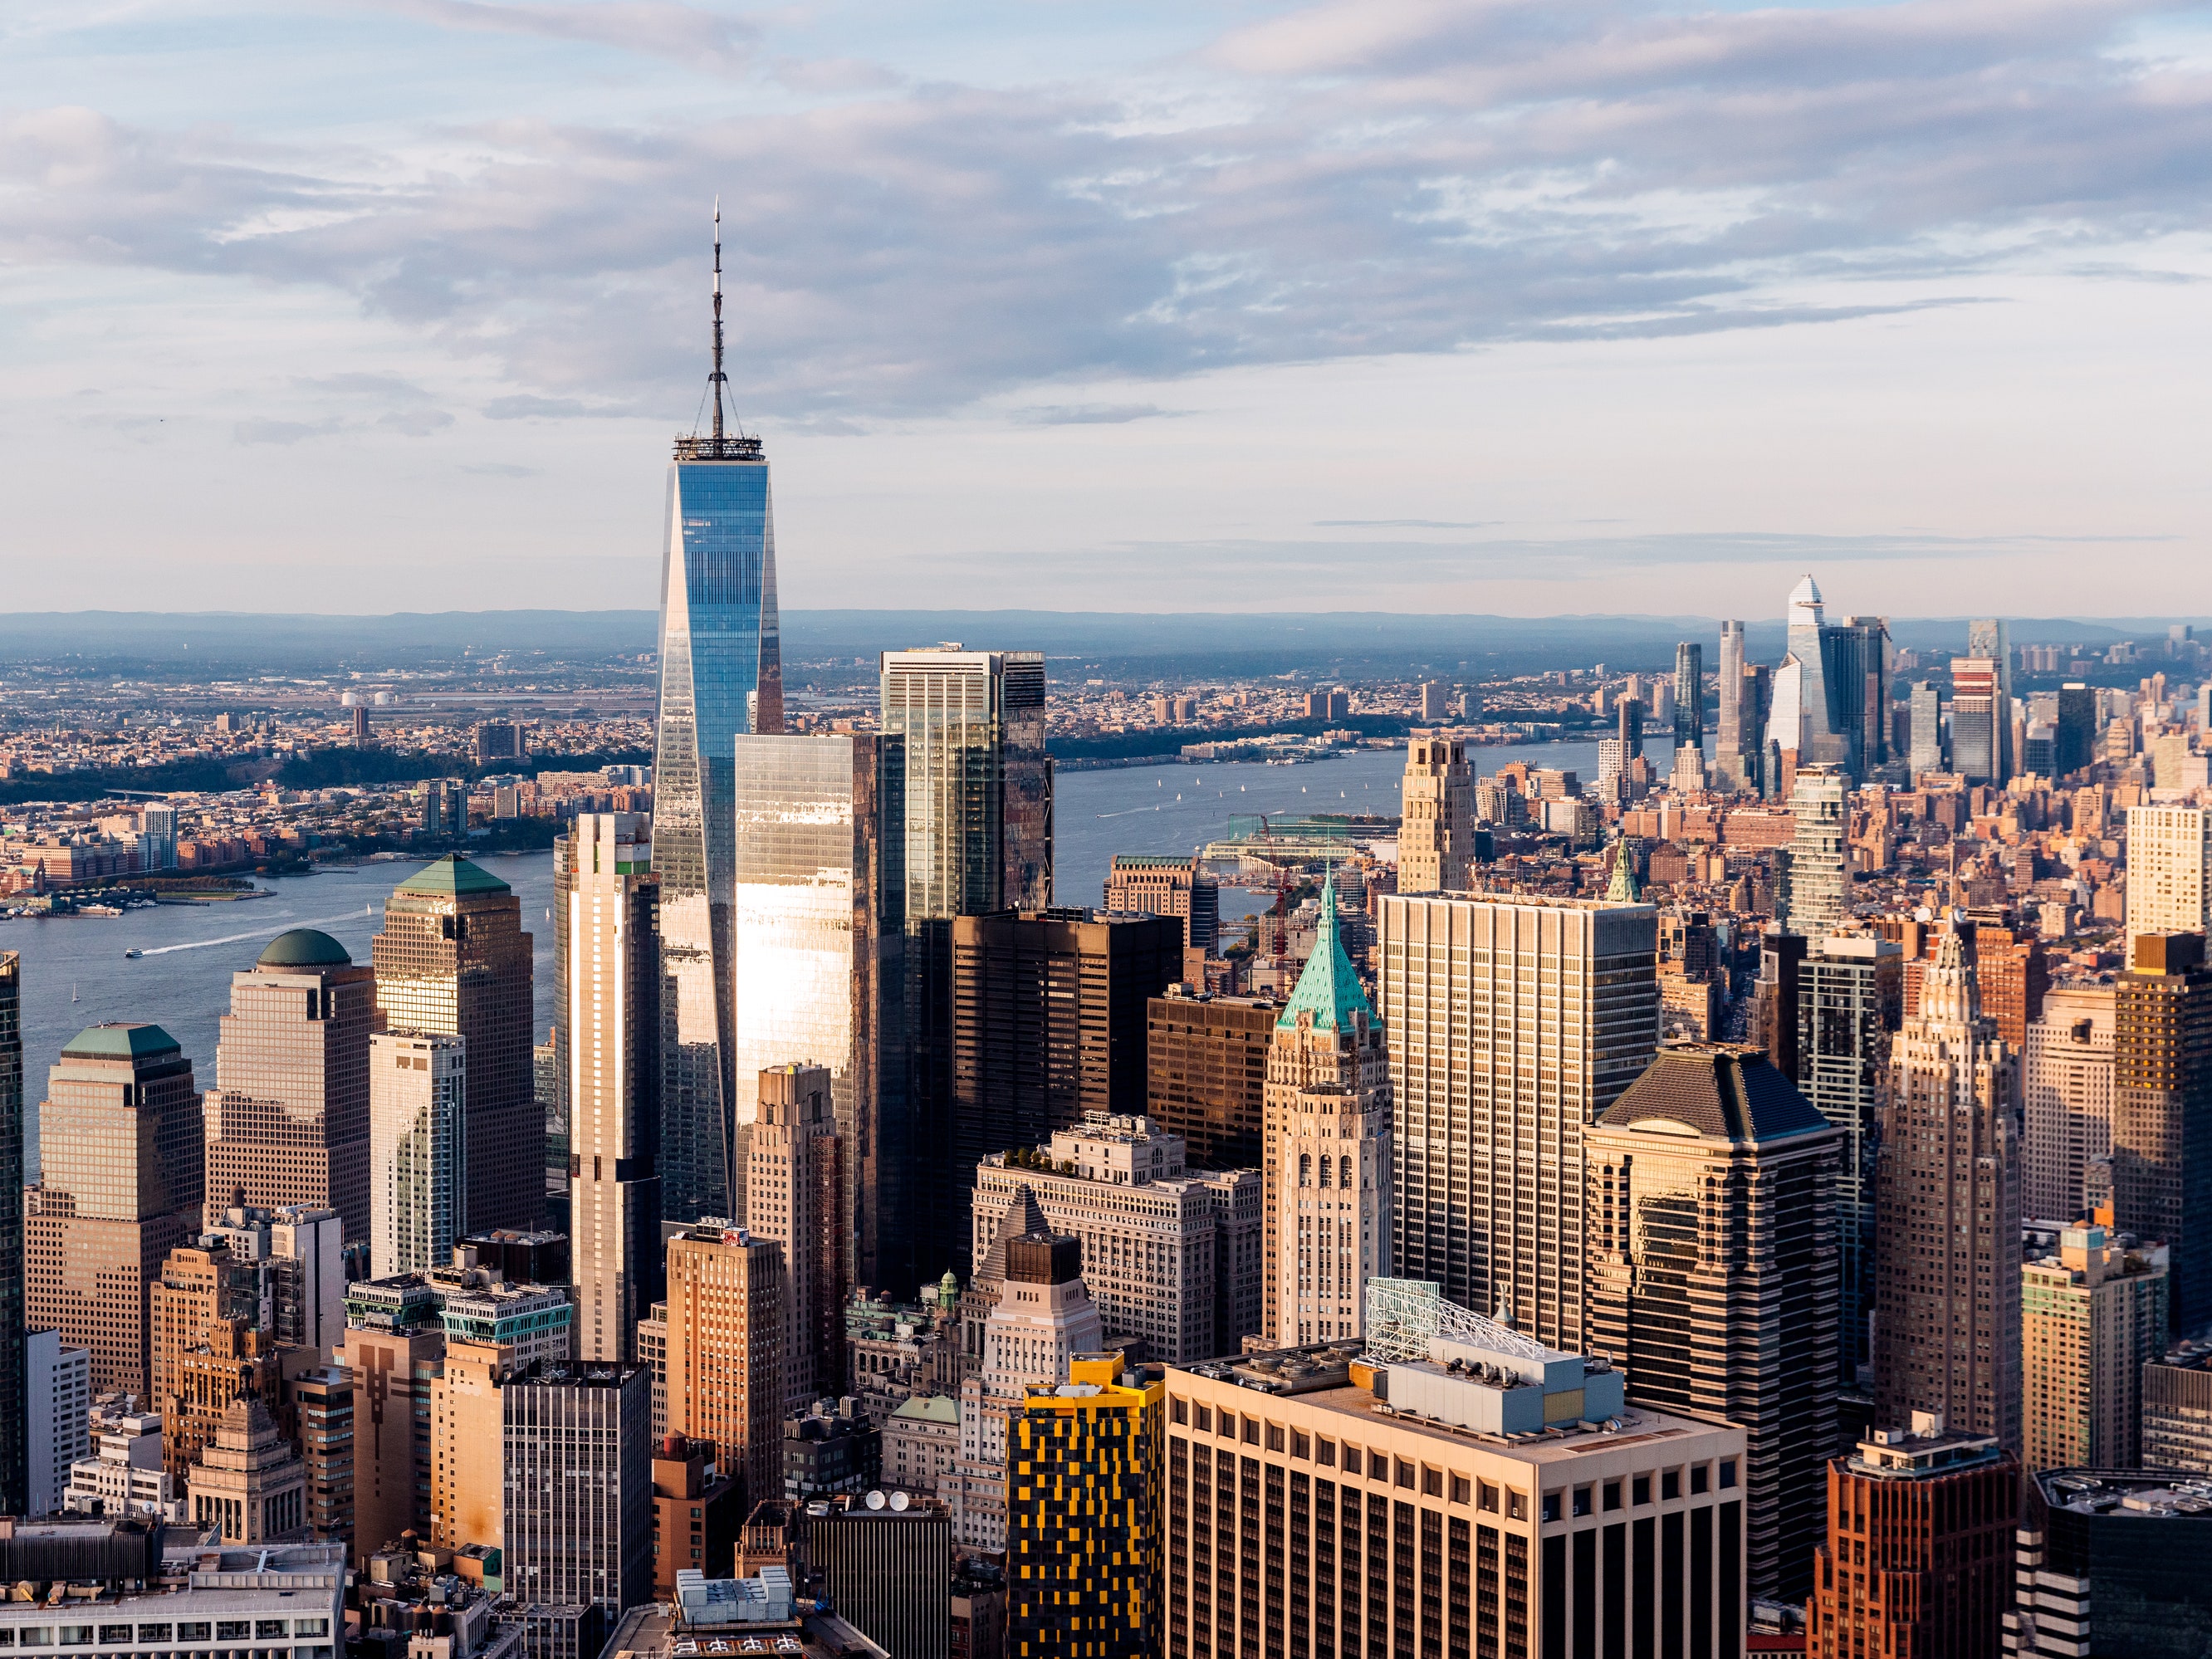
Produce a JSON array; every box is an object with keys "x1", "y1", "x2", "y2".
[
  {"x1": 61, "y1": 1022, "x2": 181, "y2": 1061},
  {"x1": 1277, "y1": 866, "x2": 1374, "y2": 1032},
  {"x1": 395, "y1": 853, "x2": 511, "y2": 898}
]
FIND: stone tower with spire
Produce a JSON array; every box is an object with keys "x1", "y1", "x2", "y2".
[
  {"x1": 1264, "y1": 869, "x2": 1393, "y2": 1346},
  {"x1": 1874, "y1": 925, "x2": 2023, "y2": 1449}
]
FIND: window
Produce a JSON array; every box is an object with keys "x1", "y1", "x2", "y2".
[
  {"x1": 1719, "y1": 1459, "x2": 1737, "y2": 1490},
  {"x1": 1318, "y1": 1438, "x2": 1336, "y2": 1467},
  {"x1": 178, "y1": 1627, "x2": 211, "y2": 1642},
  {"x1": 17, "y1": 1632, "x2": 51, "y2": 1648},
  {"x1": 99, "y1": 1634, "x2": 134, "y2": 1650},
  {"x1": 1422, "y1": 1466, "x2": 1443, "y2": 1497},
  {"x1": 1268, "y1": 1423, "x2": 1285, "y2": 1452},
  {"x1": 1172, "y1": 1397, "x2": 1187, "y2": 1426},
  {"x1": 1632, "y1": 1475, "x2": 1651, "y2": 1506},
  {"x1": 57, "y1": 1629, "x2": 93, "y2": 1647},
  {"x1": 1603, "y1": 1480, "x2": 1622, "y2": 1513},
  {"x1": 135, "y1": 1630, "x2": 173, "y2": 1645},
  {"x1": 1195, "y1": 1404, "x2": 1211, "y2": 1433},
  {"x1": 1244, "y1": 1417, "x2": 1260, "y2": 1446},
  {"x1": 0, "y1": 1633, "x2": 14, "y2": 1649},
  {"x1": 1451, "y1": 1475, "x2": 1471, "y2": 1505},
  {"x1": 1396, "y1": 1459, "x2": 1416, "y2": 1490},
  {"x1": 1294, "y1": 1431, "x2": 1310, "y2": 1460},
  {"x1": 218, "y1": 1623, "x2": 253, "y2": 1642},
  {"x1": 1343, "y1": 1446, "x2": 1362, "y2": 1476},
  {"x1": 1508, "y1": 1490, "x2": 1528, "y2": 1520},
  {"x1": 1691, "y1": 1465, "x2": 1708, "y2": 1496},
  {"x1": 1661, "y1": 1470, "x2": 1681, "y2": 1502},
  {"x1": 1573, "y1": 1486, "x2": 1593, "y2": 1518},
  {"x1": 1479, "y1": 1482, "x2": 1500, "y2": 1514},
  {"x1": 1540, "y1": 1492, "x2": 1561, "y2": 1523},
  {"x1": 257, "y1": 1623, "x2": 291, "y2": 1641}
]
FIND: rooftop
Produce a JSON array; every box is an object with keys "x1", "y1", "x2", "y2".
[
  {"x1": 1599, "y1": 1043, "x2": 1835, "y2": 1145},
  {"x1": 1277, "y1": 866, "x2": 1373, "y2": 1033},
  {"x1": 59, "y1": 1022, "x2": 181, "y2": 1062},
  {"x1": 2035, "y1": 1469, "x2": 2212, "y2": 1519},
  {"x1": 257, "y1": 927, "x2": 351, "y2": 968},
  {"x1": 1848, "y1": 1413, "x2": 2005, "y2": 1480},
  {"x1": 394, "y1": 853, "x2": 511, "y2": 898}
]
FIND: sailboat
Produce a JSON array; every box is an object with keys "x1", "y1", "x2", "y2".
[{"x1": 72, "y1": 983, "x2": 80, "y2": 1001}]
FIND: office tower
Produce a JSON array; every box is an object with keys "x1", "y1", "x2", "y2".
[
  {"x1": 648, "y1": 1436, "x2": 741, "y2": 1596},
  {"x1": 1967, "y1": 617, "x2": 2012, "y2": 780},
  {"x1": 1587, "y1": 1044, "x2": 1842, "y2": 1602},
  {"x1": 187, "y1": 1395, "x2": 308, "y2": 1544},
  {"x1": 654, "y1": 210, "x2": 785, "y2": 1227},
  {"x1": 1399, "y1": 733, "x2": 1475, "y2": 893},
  {"x1": 1146, "y1": 987, "x2": 1275, "y2": 1170},
  {"x1": 1265, "y1": 878, "x2": 1392, "y2": 1346},
  {"x1": 2112, "y1": 932, "x2": 2212, "y2": 1332},
  {"x1": 2145, "y1": 1343, "x2": 2212, "y2": 1471},
  {"x1": 187, "y1": 1201, "x2": 347, "y2": 1359},
  {"x1": 2024, "y1": 985, "x2": 2116, "y2": 1220},
  {"x1": 1950, "y1": 655, "x2": 2003, "y2": 783},
  {"x1": 203, "y1": 929, "x2": 375, "y2": 1241},
  {"x1": 2126, "y1": 805, "x2": 2211, "y2": 937},
  {"x1": 808, "y1": 1500, "x2": 955, "y2": 1659},
  {"x1": 0, "y1": 952, "x2": 20, "y2": 1517},
  {"x1": 1874, "y1": 928, "x2": 2023, "y2": 1447},
  {"x1": 503, "y1": 1362, "x2": 652, "y2": 1615},
  {"x1": 1164, "y1": 1303, "x2": 1745, "y2": 1659},
  {"x1": 947, "y1": 908, "x2": 1182, "y2": 1271},
  {"x1": 2020, "y1": 1221, "x2": 2166, "y2": 1471},
  {"x1": 1795, "y1": 936, "x2": 1901, "y2": 1381},
  {"x1": 1780, "y1": 765, "x2": 1848, "y2": 937},
  {"x1": 1906, "y1": 680, "x2": 1944, "y2": 776},
  {"x1": 974, "y1": 1116, "x2": 1260, "y2": 1363},
  {"x1": 26, "y1": 1022, "x2": 202, "y2": 1396},
  {"x1": 1005, "y1": 1353, "x2": 1162, "y2": 1659},
  {"x1": 374, "y1": 855, "x2": 540, "y2": 1236},
  {"x1": 1766, "y1": 575, "x2": 1857, "y2": 778},
  {"x1": 26, "y1": 1330, "x2": 92, "y2": 1517},
  {"x1": 1971, "y1": 922, "x2": 2048, "y2": 1049},
  {"x1": 428, "y1": 1337, "x2": 510, "y2": 1549},
  {"x1": 2011, "y1": 1471, "x2": 2212, "y2": 1659},
  {"x1": 2056, "y1": 682, "x2": 2097, "y2": 776},
  {"x1": 1715, "y1": 621, "x2": 1747, "y2": 788},
  {"x1": 1616, "y1": 695, "x2": 1644, "y2": 762},
  {"x1": 341, "y1": 1319, "x2": 443, "y2": 1558},
  {"x1": 636, "y1": 1304, "x2": 668, "y2": 1441},
  {"x1": 1378, "y1": 892, "x2": 1659, "y2": 1352},
  {"x1": 1807, "y1": 1417, "x2": 2016, "y2": 1659},
  {"x1": 1673, "y1": 640, "x2": 1705, "y2": 751},
  {"x1": 729, "y1": 736, "x2": 905, "y2": 1290},
  {"x1": 745, "y1": 1064, "x2": 845, "y2": 1412},
  {"x1": 1839, "y1": 615, "x2": 1891, "y2": 776},
  {"x1": 664, "y1": 1221, "x2": 785, "y2": 1513},
  {"x1": 138, "y1": 803, "x2": 179, "y2": 870},
  {"x1": 288, "y1": 1363, "x2": 354, "y2": 1542},
  {"x1": 369, "y1": 1030, "x2": 468, "y2": 1278},
  {"x1": 561, "y1": 812, "x2": 664, "y2": 1362},
  {"x1": 1104, "y1": 853, "x2": 1219, "y2": 954}
]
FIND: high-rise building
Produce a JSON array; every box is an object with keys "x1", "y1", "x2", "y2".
[
  {"x1": 1907, "y1": 680, "x2": 1945, "y2": 776},
  {"x1": 880, "y1": 644, "x2": 1052, "y2": 1279},
  {"x1": 2023, "y1": 985, "x2": 2116, "y2": 1221},
  {"x1": 428, "y1": 1336, "x2": 511, "y2": 1550},
  {"x1": 287, "y1": 1363, "x2": 354, "y2": 1543},
  {"x1": 503, "y1": 1361, "x2": 653, "y2": 1617},
  {"x1": 2112, "y1": 931, "x2": 2212, "y2": 1333},
  {"x1": 809, "y1": 1498, "x2": 955, "y2": 1659},
  {"x1": 1104, "y1": 853, "x2": 1219, "y2": 955},
  {"x1": 1586, "y1": 1043, "x2": 1843, "y2": 1602},
  {"x1": 2009, "y1": 1468, "x2": 2212, "y2": 1659},
  {"x1": 648, "y1": 1436, "x2": 741, "y2": 1598},
  {"x1": 374, "y1": 855, "x2": 540, "y2": 1236},
  {"x1": 1807, "y1": 1416, "x2": 2017, "y2": 1659},
  {"x1": 729, "y1": 735, "x2": 906, "y2": 1290},
  {"x1": 2056, "y1": 682, "x2": 2097, "y2": 776},
  {"x1": 1005, "y1": 1352, "x2": 1162, "y2": 1659},
  {"x1": 1398, "y1": 733, "x2": 1475, "y2": 894},
  {"x1": 1874, "y1": 928, "x2": 2023, "y2": 1448},
  {"x1": 745, "y1": 1064, "x2": 845, "y2": 1413},
  {"x1": 2020, "y1": 1221, "x2": 2166, "y2": 1471},
  {"x1": 1163, "y1": 1301, "x2": 1746, "y2": 1659},
  {"x1": 1840, "y1": 616, "x2": 1891, "y2": 776},
  {"x1": 340, "y1": 1318, "x2": 443, "y2": 1558},
  {"x1": 26, "y1": 1022, "x2": 202, "y2": 1397},
  {"x1": 1967, "y1": 617, "x2": 2012, "y2": 781},
  {"x1": 1616, "y1": 695, "x2": 1644, "y2": 763},
  {"x1": 663, "y1": 1221, "x2": 785, "y2": 1514},
  {"x1": 1766, "y1": 575, "x2": 1857, "y2": 779},
  {"x1": 1146, "y1": 988, "x2": 1275, "y2": 1171},
  {"x1": 2125, "y1": 805, "x2": 2211, "y2": 938},
  {"x1": 26, "y1": 1329, "x2": 92, "y2": 1518},
  {"x1": 473, "y1": 721, "x2": 524, "y2": 766},
  {"x1": 1265, "y1": 874, "x2": 1392, "y2": 1347},
  {"x1": 560, "y1": 812, "x2": 664, "y2": 1362},
  {"x1": 653, "y1": 210, "x2": 785, "y2": 1227},
  {"x1": 2144, "y1": 1343, "x2": 2212, "y2": 1472},
  {"x1": 1794, "y1": 935, "x2": 1901, "y2": 1381},
  {"x1": 947, "y1": 907, "x2": 1182, "y2": 1273},
  {"x1": 203, "y1": 929, "x2": 376, "y2": 1241},
  {"x1": 1378, "y1": 892, "x2": 1659, "y2": 1353},
  {"x1": 1780, "y1": 765, "x2": 1848, "y2": 937},
  {"x1": 187, "y1": 1395, "x2": 308, "y2": 1544},
  {"x1": 196, "y1": 1201, "x2": 347, "y2": 1353},
  {"x1": 1715, "y1": 621, "x2": 1748, "y2": 790},
  {"x1": 369, "y1": 1030, "x2": 469, "y2": 1279},
  {"x1": 0, "y1": 952, "x2": 23, "y2": 1518},
  {"x1": 1673, "y1": 640, "x2": 1705, "y2": 751},
  {"x1": 1950, "y1": 655, "x2": 2004, "y2": 784}
]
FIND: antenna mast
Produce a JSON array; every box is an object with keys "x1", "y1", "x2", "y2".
[{"x1": 710, "y1": 197, "x2": 727, "y2": 443}]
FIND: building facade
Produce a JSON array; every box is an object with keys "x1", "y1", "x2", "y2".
[
  {"x1": 1398, "y1": 734, "x2": 1475, "y2": 895},
  {"x1": 1378, "y1": 893, "x2": 1660, "y2": 1353},
  {"x1": 663, "y1": 1221, "x2": 786, "y2": 1514},
  {"x1": 2009, "y1": 1468, "x2": 2212, "y2": 1659},
  {"x1": 1781, "y1": 766, "x2": 1849, "y2": 936},
  {"x1": 2023, "y1": 986, "x2": 2116, "y2": 1221},
  {"x1": 26, "y1": 1329, "x2": 92, "y2": 1518},
  {"x1": 1674, "y1": 640, "x2": 1704, "y2": 751},
  {"x1": 745, "y1": 1063, "x2": 846, "y2": 1412},
  {"x1": 369, "y1": 1030, "x2": 469, "y2": 1279},
  {"x1": 1146, "y1": 989, "x2": 1275, "y2": 1172},
  {"x1": 0, "y1": 952, "x2": 20, "y2": 1516},
  {"x1": 503, "y1": 1363, "x2": 653, "y2": 1616},
  {"x1": 2112, "y1": 931, "x2": 2212, "y2": 1333},
  {"x1": 2020, "y1": 1223, "x2": 2167, "y2": 1471},
  {"x1": 2125, "y1": 805, "x2": 2210, "y2": 937},
  {"x1": 1105, "y1": 853, "x2": 1219, "y2": 955}
]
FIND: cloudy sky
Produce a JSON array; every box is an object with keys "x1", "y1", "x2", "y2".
[{"x1": 7, "y1": 0, "x2": 2212, "y2": 617}]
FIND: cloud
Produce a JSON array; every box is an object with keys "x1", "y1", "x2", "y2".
[
  {"x1": 234, "y1": 418, "x2": 345, "y2": 445},
  {"x1": 482, "y1": 394, "x2": 633, "y2": 419},
  {"x1": 365, "y1": 0, "x2": 757, "y2": 74},
  {"x1": 1011, "y1": 403, "x2": 1182, "y2": 424},
  {"x1": 461, "y1": 462, "x2": 541, "y2": 476},
  {"x1": 1316, "y1": 519, "x2": 1503, "y2": 530}
]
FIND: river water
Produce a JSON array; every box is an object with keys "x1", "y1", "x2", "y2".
[{"x1": 6, "y1": 735, "x2": 1676, "y2": 1161}]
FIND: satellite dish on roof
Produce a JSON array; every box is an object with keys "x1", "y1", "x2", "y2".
[
  {"x1": 865, "y1": 1490, "x2": 886, "y2": 1510},
  {"x1": 890, "y1": 1491, "x2": 911, "y2": 1511}
]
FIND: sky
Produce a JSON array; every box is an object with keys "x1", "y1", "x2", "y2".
[{"x1": 7, "y1": 0, "x2": 2212, "y2": 619}]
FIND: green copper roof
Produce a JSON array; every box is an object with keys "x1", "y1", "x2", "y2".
[
  {"x1": 61, "y1": 1022, "x2": 181, "y2": 1061},
  {"x1": 1276, "y1": 866, "x2": 1375, "y2": 1032},
  {"x1": 394, "y1": 853, "x2": 511, "y2": 898},
  {"x1": 1607, "y1": 839, "x2": 1640, "y2": 903},
  {"x1": 257, "y1": 928, "x2": 352, "y2": 968}
]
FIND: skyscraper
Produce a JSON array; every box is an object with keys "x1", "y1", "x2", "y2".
[
  {"x1": 1715, "y1": 619, "x2": 1748, "y2": 790},
  {"x1": 728, "y1": 734, "x2": 905, "y2": 1290},
  {"x1": 654, "y1": 205, "x2": 786, "y2": 1226},
  {"x1": 1586, "y1": 1043, "x2": 1843, "y2": 1601},
  {"x1": 745, "y1": 1063, "x2": 845, "y2": 1412},
  {"x1": 1874, "y1": 928, "x2": 2023, "y2": 1449},
  {"x1": 1145, "y1": 988, "x2": 1275, "y2": 1171},
  {"x1": 2125, "y1": 805, "x2": 2211, "y2": 938},
  {"x1": 1378, "y1": 892, "x2": 1659, "y2": 1353},
  {"x1": 369, "y1": 1030, "x2": 468, "y2": 1278},
  {"x1": 0, "y1": 953, "x2": 22, "y2": 1518},
  {"x1": 1264, "y1": 872, "x2": 1392, "y2": 1347},
  {"x1": 1765, "y1": 575, "x2": 1857, "y2": 779},
  {"x1": 1950, "y1": 655, "x2": 2003, "y2": 783},
  {"x1": 1906, "y1": 680, "x2": 1944, "y2": 777},
  {"x1": 663, "y1": 1220, "x2": 785, "y2": 1513},
  {"x1": 2023, "y1": 984, "x2": 2116, "y2": 1221},
  {"x1": 2112, "y1": 932, "x2": 2212, "y2": 1333},
  {"x1": 1104, "y1": 853, "x2": 1218, "y2": 955},
  {"x1": 1967, "y1": 616, "x2": 2012, "y2": 781},
  {"x1": 2021, "y1": 1221, "x2": 2166, "y2": 1471},
  {"x1": 1673, "y1": 639, "x2": 1705, "y2": 751},
  {"x1": 503, "y1": 1362, "x2": 653, "y2": 1617},
  {"x1": 374, "y1": 855, "x2": 541, "y2": 1236},
  {"x1": 2056, "y1": 682, "x2": 2097, "y2": 776},
  {"x1": 27, "y1": 1023, "x2": 202, "y2": 1396},
  {"x1": 561, "y1": 812, "x2": 664, "y2": 1362},
  {"x1": 1397, "y1": 732, "x2": 1475, "y2": 893},
  {"x1": 881, "y1": 645, "x2": 1052, "y2": 1275},
  {"x1": 1780, "y1": 765, "x2": 1848, "y2": 937}
]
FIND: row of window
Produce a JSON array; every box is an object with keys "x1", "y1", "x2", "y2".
[{"x1": 0, "y1": 1621, "x2": 327, "y2": 1647}]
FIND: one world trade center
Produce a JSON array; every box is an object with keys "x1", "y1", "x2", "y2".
[{"x1": 655, "y1": 201, "x2": 782, "y2": 1221}]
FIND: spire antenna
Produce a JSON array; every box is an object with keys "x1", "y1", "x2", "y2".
[{"x1": 710, "y1": 196, "x2": 726, "y2": 443}]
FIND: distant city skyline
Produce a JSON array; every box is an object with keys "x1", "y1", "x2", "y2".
[{"x1": 7, "y1": 2, "x2": 2212, "y2": 614}]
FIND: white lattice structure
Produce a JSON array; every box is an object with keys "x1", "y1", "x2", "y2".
[{"x1": 1363, "y1": 1276, "x2": 1547, "y2": 1365}]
